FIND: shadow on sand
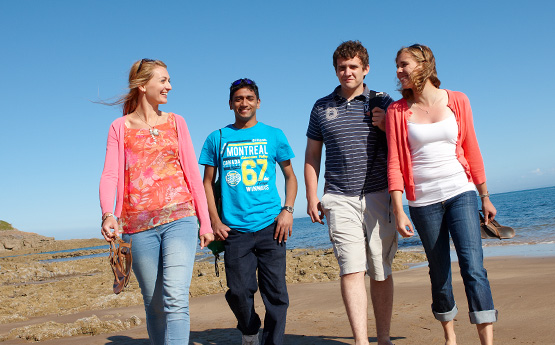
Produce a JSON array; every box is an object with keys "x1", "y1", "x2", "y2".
[
  {"x1": 190, "y1": 328, "x2": 406, "y2": 344},
  {"x1": 104, "y1": 330, "x2": 406, "y2": 344},
  {"x1": 104, "y1": 335, "x2": 150, "y2": 344}
]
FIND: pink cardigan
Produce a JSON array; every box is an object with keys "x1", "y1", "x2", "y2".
[
  {"x1": 99, "y1": 114, "x2": 212, "y2": 236},
  {"x1": 386, "y1": 90, "x2": 486, "y2": 201}
]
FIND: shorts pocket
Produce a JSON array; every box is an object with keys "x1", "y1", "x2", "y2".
[{"x1": 320, "y1": 193, "x2": 331, "y2": 211}]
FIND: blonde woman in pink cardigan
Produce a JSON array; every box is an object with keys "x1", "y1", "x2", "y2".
[
  {"x1": 99, "y1": 59, "x2": 213, "y2": 345},
  {"x1": 386, "y1": 45, "x2": 497, "y2": 345}
]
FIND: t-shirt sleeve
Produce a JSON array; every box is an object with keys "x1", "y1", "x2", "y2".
[
  {"x1": 198, "y1": 131, "x2": 218, "y2": 167},
  {"x1": 306, "y1": 103, "x2": 323, "y2": 141},
  {"x1": 379, "y1": 92, "x2": 394, "y2": 110},
  {"x1": 275, "y1": 129, "x2": 295, "y2": 163}
]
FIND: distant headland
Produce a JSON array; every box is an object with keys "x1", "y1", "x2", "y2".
[{"x1": 0, "y1": 220, "x2": 55, "y2": 253}]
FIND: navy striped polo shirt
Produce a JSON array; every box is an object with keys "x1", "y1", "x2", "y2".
[{"x1": 307, "y1": 85, "x2": 393, "y2": 196}]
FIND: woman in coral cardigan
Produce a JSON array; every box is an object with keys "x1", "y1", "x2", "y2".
[
  {"x1": 386, "y1": 45, "x2": 497, "y2": 345},
  {"x1": 99, "y1": 59, "x2": 213, "y2": 345}
]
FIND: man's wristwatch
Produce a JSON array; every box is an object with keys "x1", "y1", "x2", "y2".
[{"x1": 282, "y1": 206, "x2": 294, "y2": 214}]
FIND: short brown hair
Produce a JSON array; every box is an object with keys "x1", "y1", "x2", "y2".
[
  {"x1": 396, "y1": 44, "x2": 441, "y2": 101},
  {"x1": 333, "y1": 40, "x2": 369, "y2": 70}
]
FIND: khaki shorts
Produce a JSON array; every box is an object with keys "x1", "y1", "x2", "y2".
[{"x1": 320, "y1": 189, "x2": 398, "y2": 280}]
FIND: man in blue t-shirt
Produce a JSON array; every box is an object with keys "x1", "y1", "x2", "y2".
[
  {"x1": 199, "y1": 78, "x2": 297, "y2": 345},
  {"x1": 305, "y1": 41, "x2": 398, "y2": 345}
]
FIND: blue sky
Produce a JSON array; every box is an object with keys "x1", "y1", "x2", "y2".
[{"x1": 1, "y1": 1, "x2": 554, "y2": 240}]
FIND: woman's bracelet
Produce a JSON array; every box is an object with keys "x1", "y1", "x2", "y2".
[
  {"x1": 479, "y1": 192, "x2": 490, "y2": 198},
  {"x1": 102, "y1": 213, "x2": 115, "y2": 224}
]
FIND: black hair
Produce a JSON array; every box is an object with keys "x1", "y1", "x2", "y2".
[{"x1": 229, "y1": 78, "x2": 259, "y2": 101}]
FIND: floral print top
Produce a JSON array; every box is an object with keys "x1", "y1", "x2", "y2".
[{"x1": 119, "y1": 113, "x2": 196, "y2": 234}]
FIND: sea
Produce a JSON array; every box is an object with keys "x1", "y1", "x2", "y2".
[
  {"x1": 285, "y1": 186, "x2": 555, "y2": 252},
  {"x1": 38, "y1": 186, "x2": 555, "y2": 262}
]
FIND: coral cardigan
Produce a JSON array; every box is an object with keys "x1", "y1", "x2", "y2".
[
  {"x1": 386, "y1": 90, "x2": 486, "y2": 201},
  {"x1": 99, "y1": 114, "x2": 212, "y2": 236}
]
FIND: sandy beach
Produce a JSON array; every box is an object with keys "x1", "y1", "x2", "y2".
[{"x1": 1, "y1": 235, "x2": 554, "y2": 344}]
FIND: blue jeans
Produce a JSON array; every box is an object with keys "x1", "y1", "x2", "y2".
[
  {"x1": 409, "y1": 191, "x2": 497, "y2": 324},
  {"x1": 123, "y1": 216, "x2": 198, "y2": 345},
  {"x1": 224, "y1": 222, "x2": 289, "y2": 345}
]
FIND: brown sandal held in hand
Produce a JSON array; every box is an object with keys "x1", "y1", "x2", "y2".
[
  {"x1": 109, "y1": 237, "x2": 133, "y2": 294},
  {"x1": 479, "y1": 212, "x2": 516, "y2": 240}
]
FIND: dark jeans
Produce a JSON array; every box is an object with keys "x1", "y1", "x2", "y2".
[
  {"x1": 224, "y1": 222, "x2": 289, "y2": 345},
  {"x1": 409, "y1": 191, "x2": 497, "y2": 324}
]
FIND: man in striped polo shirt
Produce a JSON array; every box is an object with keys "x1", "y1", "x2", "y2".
[{"x1": 304, "y1": 40, "x2": 398, "y2": 345}]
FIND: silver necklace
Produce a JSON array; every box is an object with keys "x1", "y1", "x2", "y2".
[
  {"x1": 136, "y1": 112, "x2": 161, "y2": 142},
  {"x1": 413, "y1": 94, "x2": 441, "y2": 114},
  {"x1": 413, "y1": 103, "x2": 430, "y2": 114}
]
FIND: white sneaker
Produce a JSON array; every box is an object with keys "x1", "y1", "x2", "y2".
[{"x1": 242, "y1": 334, "x2": 259, "y2": 345}]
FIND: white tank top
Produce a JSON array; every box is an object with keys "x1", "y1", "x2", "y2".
[{"x1": 407, "y1": 114, "x2": 475, "y2": 207}]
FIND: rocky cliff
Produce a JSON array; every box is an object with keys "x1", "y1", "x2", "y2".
[{"x1": 0, "y1": 229, "x2": 55, "y2": 252}]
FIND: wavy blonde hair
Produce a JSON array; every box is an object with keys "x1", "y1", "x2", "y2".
[
  {"x1": 396, "y1": 44, "x2": 440, "y2": 101},
  {"x1": 109, "y1": 59, "x2": 168, "y2": 115}
]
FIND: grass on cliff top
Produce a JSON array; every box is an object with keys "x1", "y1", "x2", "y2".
[{"x1": 0, "y1": 221, "x2": 14, "y2": 231}]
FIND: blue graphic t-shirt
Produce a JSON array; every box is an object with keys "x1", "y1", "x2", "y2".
[{"x1": 199, "y1": 122, "x2": 295, "y2": 232}]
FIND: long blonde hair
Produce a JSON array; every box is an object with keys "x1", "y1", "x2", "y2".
[
  {"x1": 396, "y1": 45, "x2": 441, "y2": 101},
  {"x1": 112, "y1": 59, "x2": 167, "y2": 115}
]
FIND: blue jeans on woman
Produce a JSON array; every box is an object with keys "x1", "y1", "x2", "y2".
[
  {"x1": 224, "y1": 222, "x2": 289, "y2": 345},
  {"x1": 409, "y1": 191, "x2": 497, "y2": 324},
  {"x1": 123, "y1": 216, "x2": 198, "y2": 345}
]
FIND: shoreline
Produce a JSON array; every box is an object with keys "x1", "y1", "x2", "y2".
[
  {"x1": 481, "y1": 242, "x2": 555, "y2": 257},
  {"x1": 3, "y1": 238, "x2": 553, "y2": 263}
]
